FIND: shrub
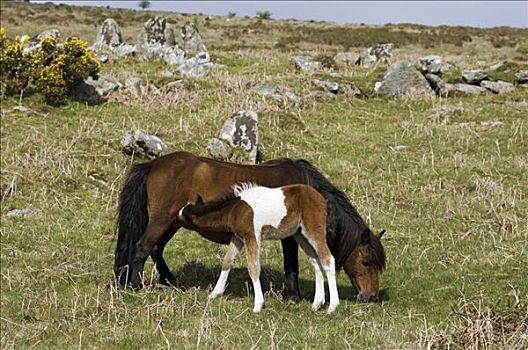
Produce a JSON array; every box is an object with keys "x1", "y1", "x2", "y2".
[
  {"x1": 256, "y1": 10, "x2": 272, "y2": 20},
  {"x1": 227, "y1": 11, "x2": 237, "y2": 19},
  {"x1": 0, "y1": 29, "x2": 100, "y2": 104}
]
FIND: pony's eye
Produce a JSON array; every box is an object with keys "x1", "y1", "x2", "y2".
[{"x1": 362, "y1": 260, "x2": 371, "y2": 267}]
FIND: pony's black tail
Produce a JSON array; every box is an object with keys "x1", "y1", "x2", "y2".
[{"x1": 114, "y1": 162, "x2": 152, "y2": 286}]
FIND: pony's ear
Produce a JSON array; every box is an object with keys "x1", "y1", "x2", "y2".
[
  {"x1": 361, "y1": 229, "x2": 371, "y2": 245},
  {"x1": 378, "y1": 229, "x2": 386, "y2": 239},
  {"x1": 196, "y1": 194, "x2": 204, "y2": 204}
]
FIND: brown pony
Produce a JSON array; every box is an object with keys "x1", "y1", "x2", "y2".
[
  {"x1": 179, "y1": 183, "x2": 339, "y2": 313},
  {"x1": 115, "y1": 151, "x2": 385, "y2": 302}
]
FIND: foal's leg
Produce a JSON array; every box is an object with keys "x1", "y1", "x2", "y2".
[
  {"x1": 210, "y1": 236, "x2": 243, "y2": 299},
  {"x1": 293, "y1": 233, "x2": 325, "y2": 310},
  {"x1": 243, "y1": 233, "x2": 264, "y2": 313},
  {"x1": 299, "y1": 226, "x2": 339, "y2": 313}
]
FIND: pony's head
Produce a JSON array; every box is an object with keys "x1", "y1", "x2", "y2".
[{"x1": 343, "y1": 229, "x2": 386, "y2": 303}]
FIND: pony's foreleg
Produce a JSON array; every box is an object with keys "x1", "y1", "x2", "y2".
[
  {"x1": 281, "y1": 236, "x2": 301, "y2": 302},
  {"x1": 244, "y1": 233, "x2": 264, "y2": 313},
  {"x1": 210, "y1": 236, "x2": 243, "y2": 299}
]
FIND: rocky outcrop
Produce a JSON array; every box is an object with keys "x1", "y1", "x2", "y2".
[
  {"x1": 122, "y1": 130, "x2": 168, "y2": 159},
  {"x1": 375, "y1": 61, "x2": 433, "y2": 97},
  {"x1": 416, "y1": 55, "x2": 453, "y2": 75},
  {"x1": 333, "y1": 52, "x2": 361, "y2": 67}
]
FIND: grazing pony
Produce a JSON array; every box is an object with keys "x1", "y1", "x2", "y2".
[
  {"x1": 178, "y1": 183, "x2": 339, "y2": 313},
  {"x1": 115, "y1": 151, "x2": 385, "y2": 302}
]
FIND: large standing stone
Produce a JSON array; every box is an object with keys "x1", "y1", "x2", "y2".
[
  {"x1": 462, "y1": 69, "x2": 488, "y2": 84},
  {"x1": 23, "y1": 29, "x2": 60, "y2": 53},
  {"x1": 122, "y1": 130, "x2": 168, "y2": 159},
  {"x1": 91, "y1": 18, "x2": 123, "y2": 51},
  {"x1": 219, "y1": 111, "x2": 259, "y2": 164},
  {"x1": 181, "y1": 21, "x2": 208, "y2": 57},
  {"x1": 136, "y1": 17, "x2": 184, "y2": 65},
  {"x1": 480, "y1": 80, "x2": 515, "y2": 94},
  {"x1": 292, "y1": 54, "x2": 321, "y2": 72},
  {"x1": 206, "y1": 138, "x2": 232, "y2": 160},
  {"x1": 375, "y1": 61, "x2": 434, "y2": 97},
  {"x1": 361, "y1": 43, "x2": 393, "y2": 68}
]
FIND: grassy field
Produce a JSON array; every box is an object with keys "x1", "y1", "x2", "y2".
[{"x1": 1, "y1": 2, "x2": 527, "y2": 349}]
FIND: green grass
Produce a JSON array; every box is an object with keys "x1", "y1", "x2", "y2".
[{"x1": 1, "y1": 2, "x2": 528, "y2": 349}]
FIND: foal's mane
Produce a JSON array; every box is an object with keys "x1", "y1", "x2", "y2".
[
  {"x1": 183, "y1": 182, "x2": 258, "y2": 217},
  {"x1": 292, "y1": 159, "x2": 386, "y2": 271}
]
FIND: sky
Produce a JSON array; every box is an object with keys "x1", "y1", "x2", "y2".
[{"x1": 31, "y1": 1, "x2": 528, "y2": 28}]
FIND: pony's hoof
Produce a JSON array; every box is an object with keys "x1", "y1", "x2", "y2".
[
  {"x1": 208, "y1": 292, "x2": 221, "y2": 299},
  {"x1": 252, "y1": 304, "x2": 264, "y2": 313}
]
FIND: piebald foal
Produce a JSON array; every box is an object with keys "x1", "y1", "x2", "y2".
[{"x1": 178, "y1": 183, "x2": 339, "y2": 313}]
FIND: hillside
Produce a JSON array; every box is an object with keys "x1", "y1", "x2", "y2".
[{"x1": 1, "y1": 1, "x2": 527, "y2": 349}]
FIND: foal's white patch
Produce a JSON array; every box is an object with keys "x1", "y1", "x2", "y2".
[{"x1": 234, "y1": 183, "x2": 288, "y2": 234}]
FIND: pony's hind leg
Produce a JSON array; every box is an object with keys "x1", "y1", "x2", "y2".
[
  {"x1": 210, "y1": 236, "x2": 243, "y2": 299},
  {"x1": 293, "y1": 233, "x2": 325, "y2": 310},
  {"x1": 243, "y1": 233, "x2": 264, "y2": 313}
]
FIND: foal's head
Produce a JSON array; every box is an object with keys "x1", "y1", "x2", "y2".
[{"x1": 343, "y1": 229, "x2": 386, "y2": 303}]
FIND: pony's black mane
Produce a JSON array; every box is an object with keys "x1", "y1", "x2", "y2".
[
  {"x1": 292, "y1": 159, "x2": 386, "y2": 271},
  {"x1": 183, "y1": 188, "x2": 239, "y2": 217}
]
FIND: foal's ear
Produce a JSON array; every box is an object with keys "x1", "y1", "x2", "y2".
[
  {"x1": 361, "y1": 229, "x2": 371, "y2": 245},
  {"x1": 196, "y1": 194, "x2": 204, "y2": 204},
  {"x1": 378, "y1": 229, "x2": 386, "y2": 239}
]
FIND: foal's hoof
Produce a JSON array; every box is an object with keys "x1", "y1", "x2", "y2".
[
  {"x1": 252, "y1": 305, "x2": 263, "y2": 313},
  {"x1": 208, "y1": 292, "x2": 222, "y2": 300},
  {"x1": 327, "y1": 303, "x2": 339, "y2": 314},
  {"x1": 311, "y1": 301, "x2": 324, "y2": 311}
]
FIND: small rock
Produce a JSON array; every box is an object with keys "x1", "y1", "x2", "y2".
[
  {"x1": 13, "y1": 106, "x2": 31, "y2": 112},
  {"x1": 112, "y1": 43, "x2": 136, "y2": 58},
  {"x1": 446, "y1": 83, "x2": 487, "y2": 96},
  {"x1": 462, "y1": 69, "x2": 488, "y2": 84},
  {"x1": 165, "y1": 80, "x2": 188, "y2": 91},
  {"x1": 361, "y1": 43, "x2": 394, "y2": 68},
  {"x1": 251, "y1": 81, "x2": 279, "y2": 97},
  {"x1": 417, "y1": 55, "x2": 454, "y2": 75},
  {"x1": 313, "y1": 79, "x2": 340, "y2": 94},
  {"x1": 515, "y1": 70, "x2": 528, "y2": 84},
  {"x1": 86, "y1": 74, "x2": 122, "y2": 96},
  {"x1": 292, "y1": 54, "x2": 321, "y2": 72},
  {"x1": 308, "y1": 90, "x2": 336, "y2": 100},
  {"x1": 488, "y1": 60, "x2": 507, "y2": 71},
  {"x1": 159, "y1": 70, "x2": 175, "y2": 78},
  {"x1": 425, "y1": 73, "x2": 448, "y2": 96},
  {"x1": 23, "y1": 29, "x2": 60, "y2": 53},
  {"x1": 206, "y1": 138, "x2": 232, "y2": 160},
  {"x1": 480, "y1": 80, "x2": 515, "y2": 94},
  {"x1": 125, "y1": 76, "x2": 143, "y2": 97},
  {"x1": 7, "y1": 207, "x2": 44, "y2": 218},
  {"x1": 333, "y1": 52, "x2": 361, "y2": 67},
  {"x1": 122, "y1": 130, "x2": 168, "y2": 159},
  {"x1": 338, "y1": 83, "x2": 362, "y2": 97},
  {"x1": 389, "y1": 145, "x2": 407, "y2": 152},
  {"x1": 97, "y1": 55, "x2": 109, "y2": 63},
  {"x1": 375, "y1": 61, "x2": 434, "y2": 97}
]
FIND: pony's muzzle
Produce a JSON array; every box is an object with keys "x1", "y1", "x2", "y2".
[{"x1": 357, "y1": 292, "x2": 378, "y2": 303}]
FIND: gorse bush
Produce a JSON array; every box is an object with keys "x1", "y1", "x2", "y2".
[
  {"x1": 0, "y1": 28, "x2": 100, "y2": 104},
  {"x1": 256, "y1": 10, "x2": 272, "y2": 20}
]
